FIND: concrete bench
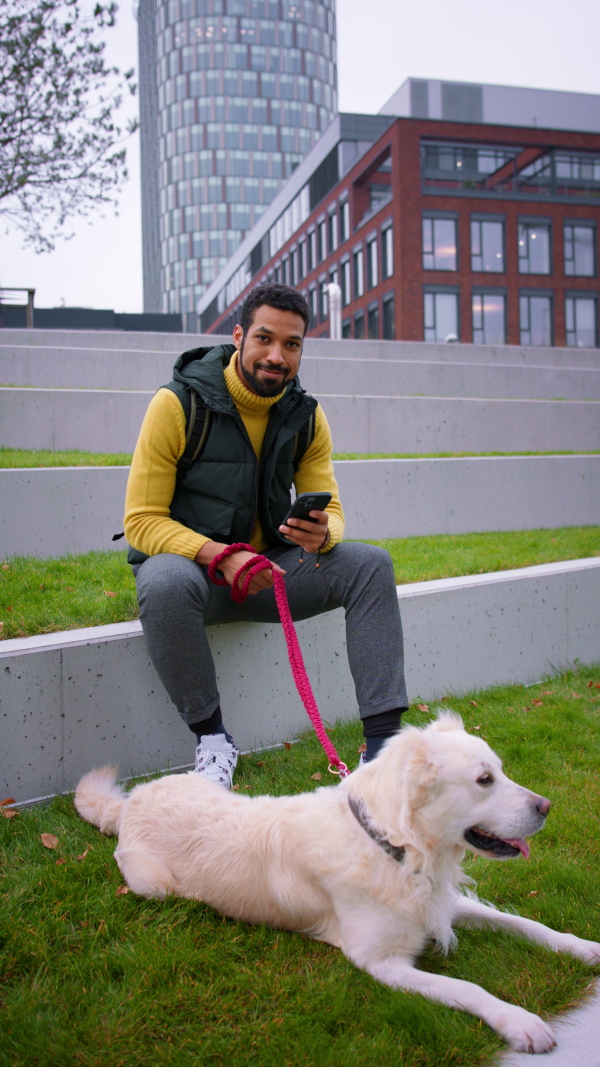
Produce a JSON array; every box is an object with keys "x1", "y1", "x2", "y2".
[
  {"x1": 2, "y1": 387, "x2": 599, "y2": 454},
  {"x1": 2, "y1": 455, "x2": 599, "y2": 559},
  {"x1": 3, "y1": 346, "x2": 599, "y2": 400},
  {"x1": 2, "y1": 557, "x2": 599, "y2": 805}
]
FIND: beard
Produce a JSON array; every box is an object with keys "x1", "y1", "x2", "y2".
[{"x1": 238, "y1": 336, "x2": 290, "y2": 398}]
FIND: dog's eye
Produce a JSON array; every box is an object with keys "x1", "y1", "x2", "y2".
[{"x1": 477, "y1": 774, "x2": 494, "y2": 787}]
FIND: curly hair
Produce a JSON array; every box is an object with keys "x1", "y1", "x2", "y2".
[{"x1": 239, "y1": 283, "x2": 310, "y2": 335}]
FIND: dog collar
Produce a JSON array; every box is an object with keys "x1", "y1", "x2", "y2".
[{"x1": 348, "y1": 794, "x2": 406, "y2": 864}]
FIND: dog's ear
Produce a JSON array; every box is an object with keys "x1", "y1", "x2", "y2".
[
  {"x1": 402, "y1": 733, "x2": 440, "y2": 812},
  {"x1": 429, "y1": 709, "x2": 464, "y2": 733}
]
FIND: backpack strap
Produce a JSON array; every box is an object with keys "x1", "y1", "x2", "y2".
[
  {"x1": 177, "y1": 385, "x2": 213, "y2": 475},
  {"x1": 292, "y1": 409, "x2": 316, "y2": 471}
]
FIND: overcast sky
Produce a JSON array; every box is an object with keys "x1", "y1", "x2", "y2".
[{"x1": 2, "y1": 0, "x2": 599, "y2": 312}]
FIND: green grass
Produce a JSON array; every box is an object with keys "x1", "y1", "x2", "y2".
[
  {"x1": 1, "y1": 448, "x2": 599, "y2": 468},
  {"x1": 0, "y1": 448, "x2": 132, "y2": 468},
  {"x1": 1, "y1": 527, "x2": 599, "y2": 640},
  {"x1": 2, "y1": 667, "x2": 600, "y2": 1067}
]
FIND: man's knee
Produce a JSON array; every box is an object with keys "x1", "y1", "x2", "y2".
[
  {"x1": 333, "y1": 541, "x2": 395, "y2": 582},
  {"x1": 136, "y1": 553, "x2": 208, "y2": 612}
]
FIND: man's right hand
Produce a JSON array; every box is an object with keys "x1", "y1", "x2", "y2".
[{"x1": 195, "y1": 543, "x2": 286, "y2": 596}]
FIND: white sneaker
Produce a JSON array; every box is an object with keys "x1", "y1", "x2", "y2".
[{"x1": 194, "y1": 733, "x2": 239, "y2": 788}]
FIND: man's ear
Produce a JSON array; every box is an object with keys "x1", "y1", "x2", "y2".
[{"x1": 233, "y1": 324, "x2": 244, "y2": 349}]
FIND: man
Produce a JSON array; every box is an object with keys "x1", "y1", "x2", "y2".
[{"x1": 125, "y1": 283, "x2": 407, "y2": 787}]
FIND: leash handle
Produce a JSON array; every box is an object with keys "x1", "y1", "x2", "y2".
[{"x1": 207, "y1": 543, "x2": 349, "y2": 778}]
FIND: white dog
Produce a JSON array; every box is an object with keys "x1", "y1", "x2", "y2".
[{"x1": 75, "y1": 712, "x2": 600, "y2": 1053}]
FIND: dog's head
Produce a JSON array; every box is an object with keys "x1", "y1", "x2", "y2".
[{"x1": 352, "y1": 711, "x2": 550, "y2": 861}]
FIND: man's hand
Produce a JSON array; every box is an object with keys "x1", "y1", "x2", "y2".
[
  {"x1": 195, "y1": 543, "x2": 285, "y2": 596},
  {"x1": 279, "y1": 510, "x2": 329, "y2": 554}
]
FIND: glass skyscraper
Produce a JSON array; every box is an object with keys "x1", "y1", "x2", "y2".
[{"x1": 137, "y1": 0, "x2": 337, "y2": 316}]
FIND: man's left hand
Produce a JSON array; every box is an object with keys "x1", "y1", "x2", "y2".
[{"x1": 279, "y1": 510, "x2": 329, "y2": 554}]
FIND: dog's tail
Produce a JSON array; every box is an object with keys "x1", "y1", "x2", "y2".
[{"x1": 74, "y1": 766, "x2": 126, "y2": 836}]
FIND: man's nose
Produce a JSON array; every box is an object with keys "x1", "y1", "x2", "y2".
[{"x1": 265, "y1": 343, "x2": 286, "y2": 364}]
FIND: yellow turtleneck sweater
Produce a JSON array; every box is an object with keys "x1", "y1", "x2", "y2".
[{"x1": 124, "y1": 351, "x2": 344, "y2": 559}]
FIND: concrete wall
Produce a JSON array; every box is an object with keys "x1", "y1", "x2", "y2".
[
  {"x1": 3, "y1": 329, "x2": 600, "y2": 366},
  {"x1": 2, "y1": 456, "x2": 599, "y2": 559},
  {"x1": 3, "y1": 346, "x2": 599, "y2": 400},
  {"x1": 2, "y1": 557, "x2": 599, "y2": 804},
  {"x1": 3, "y1": 387, "x2": 600, "y2": 454}
]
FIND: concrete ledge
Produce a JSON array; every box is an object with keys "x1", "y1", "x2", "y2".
[
  {"x1": 2, "y1": 387, "x2": 600, "y2": 453},
  {"x1": 2, "y1": 346, "x2": 598, "y2": 400},
  {"x1": 2, "y1": 456, "x2": 600, "y2": 558},
  {"x1": 1, "y1": 558, "x2": 599, "y2": 803},
  {"x1": 3, "y1": 329, "x2": 600, "y2": 367}
]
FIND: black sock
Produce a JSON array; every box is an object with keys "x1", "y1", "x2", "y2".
[
  {"x1": 188, "y1": 706, "x2": 233, "y2": 745},
  {"x1": 362, "y1": 707, "x2": 407, "y2": 762}
]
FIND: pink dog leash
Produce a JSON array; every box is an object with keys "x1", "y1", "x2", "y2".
[{"x1": 208, "y1": 542, "x2": 350, "y2": 779}]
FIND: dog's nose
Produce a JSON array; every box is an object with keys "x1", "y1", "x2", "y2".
[{"x1": 535, "y1": 796, "x2": 551, "y2": 817}]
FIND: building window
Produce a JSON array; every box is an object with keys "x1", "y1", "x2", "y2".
[
  {"x1": 299, "y1": 239, "x2": 307, "y2": 279},
  {"x1": 341, "y1": 258, "x2": 351, "y2": 306},
  {"x1": 318, "y1": 218, "x2": 327, "y2": 262},
  {"x1": 342, "y1": 317, "x2": 352, "y2": 339},
  {"x1": 472, "y1": 291, "x2": 506, "y2": 344},
  {"x1": 320, "y1": 281, "x2": 328, "y2": 322},
  {"x1": 367, "y1": 236, "x2": 378, "y2": 289},
  {"x1": 328, "y1": 210, "x2": 338, "y2": 254},
  {"x1": 518, "y1": 221, "x2": 551, "y2": 274},
  {"x1": 290, "y1": 247, "x2": 298, "y2": 286},
  {"x1": 340, "y1": 199, "x2": 350, "y2": 243},
  {"x1": 566, "y1": 295, "x2": 597, "y2": 347},
  {"x1": 354, "y1": 309, "x2": 365, "y2": 339},
  {"x1": 423, "y1": 216, "x2": 457, "y2": 271},
  {"x1": 424, "y1": 290, "x2": 459, "y2": 342},
  {"x1": 382, "y1": 224, "x2": 393, "y2": 279},
  {"x1": 564, "y1": 223, "x2": 596, "y2": 277},
  {"x1": 367, "y1": 301, "x2": 379, "y2": 339},
  {"x1": 519, "y1": 293, "x2": 553, "y2": 346},
  {"x1": 353, "y1": 246, "x2": 364, "y2": 298},
  {"x1": 308, "y1": 229, "x2": 316, "y2": 271},
  {"x1": 382, "y1": 293, "x2": 395, "y2": 339},
  {"x1": 309, "y1": 286, "x2": 318, "y2": 322},
  {"x1": 471, "y1": 218, "x2": 504, "y2": 273}
]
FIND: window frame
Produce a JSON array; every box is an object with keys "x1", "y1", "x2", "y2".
[
  {"x1": 563, "y1": 219, "x2": 597, "y2": 278},
  {"x1": 565, "y1": 291, "x2": 598, "y2": 348},
  {"x1": 518, "y1": 217, "x2": 553, "y2": 276},
  {"x1": 471, "y1": 286, "x2": 507, "y2": 345},
  {"x1": 422, "y1": 211, "x2": 459, "y2": 272},
  {"x1": 423, "y1": 285, "x2": 460, "y2": 343},
  {"x1": 470, "y1": 213, "x2": 506, "y2": 274},
  {"x1": 518, "y1": 288, "x2": 554, "y2": 347}
]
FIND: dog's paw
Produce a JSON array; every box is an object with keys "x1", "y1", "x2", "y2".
[
  {"x1": 498, "y1": 1007, "x2": 556, "y2": 1054},
  {"x1": 561, "y1": 935, "x2": 600, "y2": 964}
]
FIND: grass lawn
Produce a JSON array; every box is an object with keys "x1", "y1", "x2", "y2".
[
  {"x1": 1, "y1": 527, "x2": 599, "y2": 640},
  {"x1": 1, "y1": 448, "x2": 599, "y2": 467},
  {"x1": 2, "y1": 668, "x2": 600, "y2": 1067}
]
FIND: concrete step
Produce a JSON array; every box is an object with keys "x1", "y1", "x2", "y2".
[
  {"x1": 3, "y1": 328, "x2": 600, "y2": 367},
  {"x1": 3, "y1": 345, "x2": 599, "y2": 400},
  {"x1": 2, "y1": 386, "x2": 599, "y2": 453},
  {"x1": 2, "y1": 456, "x2": 599, "y2": 559},
  {"x1": 2, "y1": 557, "x2": 598, "y2": 804}
]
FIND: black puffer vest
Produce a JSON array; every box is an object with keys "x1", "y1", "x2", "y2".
[{"x1": 127, "y1": 344, "x2": 318, "y2": 565}]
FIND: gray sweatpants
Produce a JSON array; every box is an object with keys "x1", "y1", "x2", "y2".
[{"x1": 134, "y1": 541, "x2": 407, "y2": 727}]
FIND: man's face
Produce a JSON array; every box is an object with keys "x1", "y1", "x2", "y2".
[{"x1": 233, "y1": 304, "x2": 305, "y2": 398}]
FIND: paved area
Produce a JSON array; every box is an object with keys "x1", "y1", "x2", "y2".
[{"x1": 499, "y1": 984, "x2": 600, "y2": 1066}]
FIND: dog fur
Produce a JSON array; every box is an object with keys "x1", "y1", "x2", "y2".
[{"x1": 75, "y1": 712, "x2": 600, "y2": 1053}]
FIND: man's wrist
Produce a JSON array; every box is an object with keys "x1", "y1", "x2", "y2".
[{"x1": 319, "y1": 527, "x2": 330, "y2": 550}]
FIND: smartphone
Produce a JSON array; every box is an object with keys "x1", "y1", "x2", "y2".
[{"x1": 283, "y1": 491, "x2": 332, "y2": 525}]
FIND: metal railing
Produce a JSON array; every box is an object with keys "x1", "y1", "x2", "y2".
[{"x1": 0, "y1": 287, "x2": 35, "y2": 329}]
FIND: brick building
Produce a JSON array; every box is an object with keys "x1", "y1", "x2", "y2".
[{"x1": 198, "y1": 81, "x2": 600, "y2": 348}]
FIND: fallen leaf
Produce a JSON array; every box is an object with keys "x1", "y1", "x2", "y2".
[
  {"x1": 40, "y1": 833, "x2": 59, "y2": 849},
  {"x1": 283, "y1": 742, "x2": 292, "y2": 751},
  {"x1": 103, "y1": 591, "x2": 116, "y2": 598},
  {"x1": 39, "y1": 584, "x2": 45, "y2": 590},
  {"x1": 311, "y1": 772, "x2": 322, "y2": 781},
  {"x1": 589, "y1": 681, "x2": 594, "y2": 688},
  {"x1": 255, "y1": 760, "x2": 265, "y2": 766},
  {"x1": 2, "y1": 808, "x2": 18, "y2": 818},
  {"x1": 472, "y1": 725, "x2": 481, "y2": 731},
  {"x1": 523, "y1": 706, "x2": 530, "y2": 711},
  {"x1": 357, "y1": 742, "x2": 367, "y2": 754},
  {"x1": 77, "y1": 846, "x2": 92, "y2": 861},
  {"x1": 532, "y1": 699, "x2": 543, "y2": 706},
  {"x1": 2, "y1": 564, "x2": 9, "y2": 570},
  {"x1": 0, "y1": 623, "x2": 3, "y2": 633},
  {"x1": 528, "y1": 891, "x2": 539, "y2": 897},
  {"x1": 231, "y1": 784, "x2": 240, "y2": 791},
  {"x1": 542, "y1": 690, "x2": 553, "y2": 696},
  {"x1": 572, "y1": 692, "x2": 581, "y2": 698},
  {"x1": 596, "y1": 683, "x2": 600, "y2": 689},
  {"x1": 417, "y1": 703, "x2": 429, "y2": 712},
  {"x1": 55, "y1": 858, "x2": 67, "y2": 866},
  {"x1": 116, "y1": 885, "x2": 129, "y2": 896},
  {"x1": 65, "y1": 586, "x2": 75, "y2": 591},
  {"x1": 5, "y1": 605, "x2": 12, "y2": 612},
  {"x1": 0, "y1": 798, "x2": 16, "y2": 807},
  {"x1": 470, "y1": 701, "x2": 478, "y2": 706}
]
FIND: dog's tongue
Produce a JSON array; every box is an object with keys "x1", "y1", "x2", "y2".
[{"x1": 505, "y1": 838, "x2": 530, "y2": 860}]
